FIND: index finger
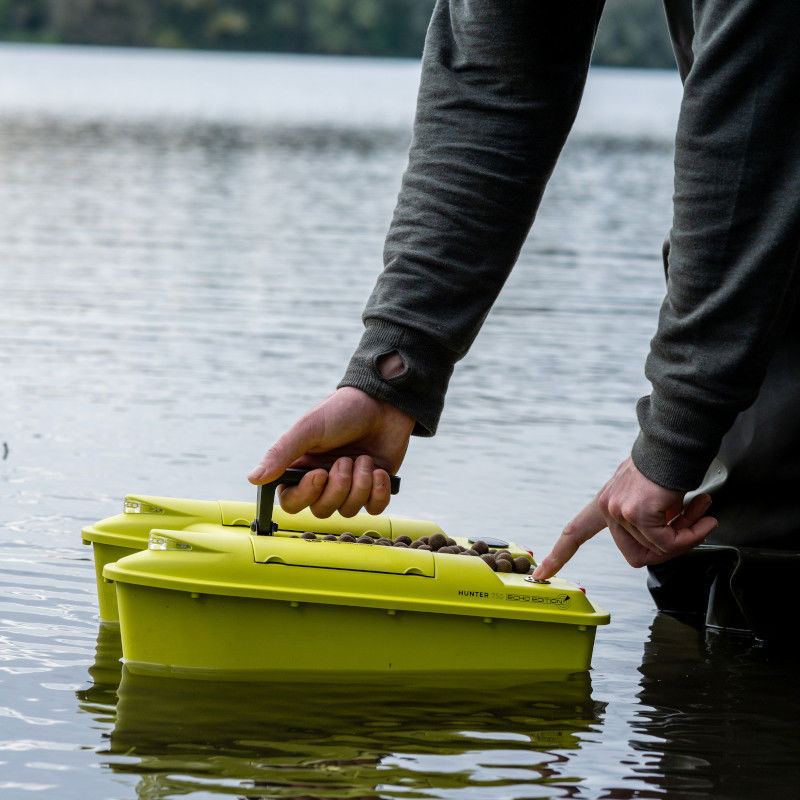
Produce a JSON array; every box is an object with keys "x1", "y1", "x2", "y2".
[
  {"x1": 531, "y1": 498, "x2": 607, "y2": 580},
  {"x1": 248, "y1": 414, "x2": 323, "y2": 484}
]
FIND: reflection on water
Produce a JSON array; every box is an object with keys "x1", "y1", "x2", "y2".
[
  {"x1": 74, "y1": 619, "x2": 800, "y2": 800},
  {"x1": 77, "y1": 626, "x2": 604, "y2": 799},
  {"x1": 632, "y1": 615, "x2": 800, "y2": 799}
]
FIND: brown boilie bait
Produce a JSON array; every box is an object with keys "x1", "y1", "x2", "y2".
[
  {"x1": 481, "y1": 553, "x2": 497, "y2": 569},
  {"x1": 357, "y1": 535, "x2": 375, "y2": 545},
  {"x1": 445, "y1": 537, "x2": 456, "y2": 547},
  {"x1": 301, "y1": 532, "x2": 317, "y2": 540},
  {"x1": 394, "y1": 535, "x2": 412, "y2": 545},
  {"x1": 471, "y1": 540, "x2": 489, "y2": 555},
  {"x1": 375, "y1": 537, "x2": 393, "y2": 546},
  {"x1": 338, "y1": 533, "x2": 356, "y2": 542},
  {"x1": 322, "y1": 534, "x2": 337, "y2": 541},
  {"x1": 393, "y1": 540, "x2": 409, "y2": 548},
  {"x1": 496, "y1": 558, "x2": 513, "y2": 573},
  {"x1": 513, "y1": 556, "x2": 532, "y2": 573},
  {"x1": 417, "y1": 544, "x2": 432, "y2": 551},
  {"x1": 428, "y1": 533, "x2": 447, "y2": 550},
  {"x1": 462, "y1": 549, "x2": 479, "y2": 556}
]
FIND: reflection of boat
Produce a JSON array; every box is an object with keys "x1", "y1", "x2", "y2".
[
  {"x1": 76, "y1": 626, "x2": 605, "y2": 799},
  {"x1": 83, "y1": 486, "x2": 608, "y2": 679},
  {"x1": 84, "y1": 623, "x2": 123, "y2": 689},
  {"x1": 108, "y1": 666, "x2": 602, "y2": 797},
  {"x1": 113, "y1": 667, "x2": 599, "y2": 754},
  {"x1": 74, "y1": 624, "x2": 122, "y2": 728}
]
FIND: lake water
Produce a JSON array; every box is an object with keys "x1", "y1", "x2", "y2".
[{"x1": 1, "y1": 43, "x2": 798, "y2": 799}]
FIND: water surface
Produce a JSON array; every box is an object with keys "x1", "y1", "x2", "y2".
[{"x1": 1, "y1": 43, "x2": 798, "y2": 799}]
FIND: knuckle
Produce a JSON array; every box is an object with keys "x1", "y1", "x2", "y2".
[
  {"x1": 329, "y1": 480, "x2": 350, "y2": 497},
  {"x1": 329, "y1": 475, "x2": 351, "y2": 495},
  {"x1": 354, "y1": 470, "x2": 372, "y2": 490},
  {"x1": 626, "y1": 554, "x2": 646, "y2": 568},
  {"x1": 264, "y1": 445, "x2": 283, "y2": 464},
  {"x1": 355, "y1": 455, "x2": 374, "y2": 473}
]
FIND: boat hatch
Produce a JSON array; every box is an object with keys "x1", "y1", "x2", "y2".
[
  {"x1": 251, "y1": 537, "x2": 435, "y2": 577},
  {"x1": 218, "y1": 501, "x2": 254, "y2": 527}
]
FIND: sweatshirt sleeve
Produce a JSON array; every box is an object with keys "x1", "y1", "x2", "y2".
[
  {"x1": 632, "y1": 0, "x2": 800, "y2": 491},
  {"x1": 339, "y1": 0, "x2": 605, "y2": 435}
]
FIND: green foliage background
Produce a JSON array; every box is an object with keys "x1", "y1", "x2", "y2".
[{"x1": 0, "y1": 0, "x2": 676, "y2": 68}]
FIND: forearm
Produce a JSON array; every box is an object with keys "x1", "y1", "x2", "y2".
[
  {"x1": 633, "y1": 0, "x2": 800, "y2": 491},
  {"x1": 341, "y1": 0, "x2": 604, "y2": 434}
]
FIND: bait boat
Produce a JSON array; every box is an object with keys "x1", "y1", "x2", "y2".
[{"x1": 82, "y1": 471, "x2": 609, "y2": 680}]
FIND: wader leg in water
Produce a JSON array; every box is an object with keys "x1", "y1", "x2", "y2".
[
  {"x1": 643, "y1": 1, "x2": 800, "y2": 646},
  {"x1": 648, "y1": 240, "x2": 800, "y2": 645}
]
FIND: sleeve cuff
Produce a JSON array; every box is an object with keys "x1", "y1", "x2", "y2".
[
  {"x1": 632, "y1": 394, "x2": 727, "y2": 492},
  {"x1": 338, "y1": 320, "x2": 457, "y2": 436}
]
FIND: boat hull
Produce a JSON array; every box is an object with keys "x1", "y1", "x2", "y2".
[{"x1": 117, "y1": 582, "x2": 598, "y2": 680}]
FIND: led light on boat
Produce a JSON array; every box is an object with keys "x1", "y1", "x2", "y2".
[
  {"x1": 124, "y1": 498, "x2": 164, "y2": 515},
  {"x1": 148, "y1": 533, "x2": 191, "y2": 551}
]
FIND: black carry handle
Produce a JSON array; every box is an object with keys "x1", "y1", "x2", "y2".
[{"x1": 250, "y1": 467, "x2": 401, "y2": 535}]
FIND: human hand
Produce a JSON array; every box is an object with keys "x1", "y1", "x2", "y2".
[
  {"x1": 247, "y1": 386, "x2": 415, "y2": 518},
  {"x1": 532, "y1": 457, "x2": 718, "y2": 580}
]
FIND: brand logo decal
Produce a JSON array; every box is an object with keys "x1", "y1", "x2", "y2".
[{"x1": 456, "y1": 590, "x2": 570, "y2": 607}]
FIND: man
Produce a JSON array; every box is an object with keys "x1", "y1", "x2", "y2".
[{"x1": 248, "y1": 1, "x2": 800, "y2": 585}]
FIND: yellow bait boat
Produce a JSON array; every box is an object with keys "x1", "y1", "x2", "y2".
[{"x1": 82, "y1": 471, "x2": 609, "y2": 680}]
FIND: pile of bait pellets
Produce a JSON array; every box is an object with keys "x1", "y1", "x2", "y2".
[{"x1": 293, "y1": 530, "x2": 533, "y2": 574}]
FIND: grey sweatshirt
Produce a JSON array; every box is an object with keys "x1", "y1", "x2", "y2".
[{"x1": 339, "y1": 0, "x2": 800, "y2": 493}]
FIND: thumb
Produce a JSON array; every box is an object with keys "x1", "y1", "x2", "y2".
[
  {"x1": 248, "y1": 414, "x2": 323, "y2": 484},
  {"x1": 532, "y1": 498, "x2": 607, "y2": 580}
]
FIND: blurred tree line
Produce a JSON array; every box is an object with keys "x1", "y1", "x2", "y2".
[{"x1": 0, "y1": 0, "x2": 675, "y2": 68}]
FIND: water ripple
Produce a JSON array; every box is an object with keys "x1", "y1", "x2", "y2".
[{"x1": 1, "y1": 44, "x2": 790, "y2": 800}]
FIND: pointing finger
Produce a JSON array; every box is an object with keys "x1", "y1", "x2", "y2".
[{"x1": 532, "y1": 498, "x2": 607, "y2": 579}]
